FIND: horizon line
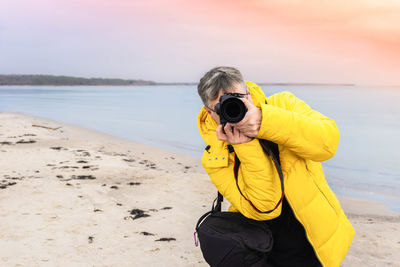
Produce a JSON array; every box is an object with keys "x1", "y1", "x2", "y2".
[{"x1": 1, "y1": 73, "x2": 400, "y2": 87}]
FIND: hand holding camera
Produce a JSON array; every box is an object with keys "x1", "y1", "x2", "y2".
[
  {"x1": 215, "y1": 93, "x2": 262, "y2": 144},
  {"x1": 233, "y1": 97, "x2": 262, "y2": 138}
]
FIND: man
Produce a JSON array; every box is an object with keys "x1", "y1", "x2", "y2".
[{"x1": 196, "y1": 66, "x2": 355, "y2": 267}]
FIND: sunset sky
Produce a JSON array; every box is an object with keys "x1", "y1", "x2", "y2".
[{"x1": 1, "y1": 0, "x2": 400, "y2": 85}]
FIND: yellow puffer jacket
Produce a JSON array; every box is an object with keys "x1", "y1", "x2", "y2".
[{"x1": 197, "y1": 81, "x2": 355, "y2": 267}]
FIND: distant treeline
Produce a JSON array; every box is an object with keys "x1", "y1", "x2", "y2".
[
  {"x1": 0, "y1": 74, "x2": 158, "y2": 86},
  {"x1": 0, "y1": 74, "x2": 355, "y2": 86}
]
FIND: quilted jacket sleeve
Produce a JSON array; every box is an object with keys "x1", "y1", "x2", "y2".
[
  {"x1": 256, "y1": 91, "x2": 340, "y2": 162},
  {"x1": 202, "y1": 138, "x2": 282, "y2": 221}
]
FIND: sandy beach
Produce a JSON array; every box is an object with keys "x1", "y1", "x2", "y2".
[{"x1": 0, "y1": 111, "x2": 399, "y2": 267}]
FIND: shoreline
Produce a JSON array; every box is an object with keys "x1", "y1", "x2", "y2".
[
  {"x1": 6, "y1": 110, "x2": 398, "y2": 213},
  {"x1": 1, "y1": 111, "x2": 399, "y2": 266}
]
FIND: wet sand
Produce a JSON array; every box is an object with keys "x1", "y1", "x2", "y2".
[{"x1": 0, "y1": 112, "x2": 399, "y2": 266}]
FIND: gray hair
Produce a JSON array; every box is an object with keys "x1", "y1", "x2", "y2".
[{"x1": 197, "y1": 66, "x2": 246, "y2": 109}]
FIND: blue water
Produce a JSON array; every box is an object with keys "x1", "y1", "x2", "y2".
[{"x1": 1, "y1": 85, "x2": 399, "y2": 212}]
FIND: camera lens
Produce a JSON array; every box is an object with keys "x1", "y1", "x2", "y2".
[{"x1": 220, "y1": 97, "x2": 247, "y2": 123}]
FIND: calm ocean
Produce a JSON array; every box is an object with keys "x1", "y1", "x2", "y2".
[{"x1": 1, "y1": 85, "x2": 399, "y2": 212}]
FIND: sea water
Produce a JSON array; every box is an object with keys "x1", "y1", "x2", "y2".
[{"x1": 1, "y1": 85, "x2": 399, "y2": 212}]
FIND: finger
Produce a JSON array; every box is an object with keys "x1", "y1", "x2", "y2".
[
  {"x1": 235, "y1": 98, "x2": 253, "y2": 127},
  {"x1": 231, "y1": 124, "x2": 245, "y2": 140},
  {"x1": 235, "y1": 114, "x2": 250, "y2": 128},
  {"x1": 228, "y1": 123, "x2": 239, "y2": 135},
  {"x1": 216, "y1": 125, "x2": 227, "y2": 142},
  {"x1": 233, "y1": 126, "x2": 240, "y2": 138},
  {"x1": 230, "y1": 125, "x2": 237, "y2": 138},
  {"x1": 234, "y1": 118, "x2": 247, "y2": 128},
  {"x1": 233, "y1": 125, "x2": 242, "y2": 138},
  {"x1": 224, "y1": 123, "x2": 234, "y2": 139}
]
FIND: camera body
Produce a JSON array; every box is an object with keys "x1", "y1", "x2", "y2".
[{"x1": 215, "y1": 94, "x2": 248, "y2": 129}]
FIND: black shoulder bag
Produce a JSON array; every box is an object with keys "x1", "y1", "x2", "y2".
[{"x1": 194, "y1": 139, "x2": 284, "y2": 267}]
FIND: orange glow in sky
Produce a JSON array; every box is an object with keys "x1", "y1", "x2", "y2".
[{"x1": 1, "y1": 0, "x2": 399, "y2": 85}]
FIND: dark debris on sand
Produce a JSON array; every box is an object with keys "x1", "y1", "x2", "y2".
[
  {"x1": 3, "y1": 175, "x2": 23, "y2": 180},
  {"x1": 73, "y1": 150, "x2": 91, "y2": 157},
  {"x1": 50, "y1": 146, "x2": 65, "y2": 150},
  {"x1": 59, "y1": 175, "x2": 96, "y2": 181},
  {"x1": 140, "y1": 232, "x2": 155, "y2": 236},
  {"x1": 127, "y1": 182, "x2": 141, "y2": 186},
  {"x1": 16, "y1": 139, "x2": 36, "y2": 144},
  {"x1": 0, "y1": 141, "x2": 14, "y2": 145},
  {"x1": 0, "y1": 181, "x2": 17, "y2": 189},
  {"x1": 138, "y1": 159, "x2": 157, "y2": 169},
  {"x1": 71, "y1": 175, "x2": 96, "y2": 180},
  {"x1": 155, "y1": 238, "x2": 176, "y2": 242},
  {"x1": 125, "y1": 209, "x2": 150, "y2": 221}
]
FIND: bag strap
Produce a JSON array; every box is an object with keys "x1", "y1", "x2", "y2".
[
  {"x1": 195, "y1": 190, "x2": 224, "y2": 231},
  {"x1": 215, "y1": 191, "x2": 223, "y2": 212},
  {"x1": 233, "y1": 139, "x2": 284, "y2": 214}
]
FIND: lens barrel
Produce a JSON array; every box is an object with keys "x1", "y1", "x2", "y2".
[{"x1": 216, "y1": 95, "x2": 247, "y2": 125}]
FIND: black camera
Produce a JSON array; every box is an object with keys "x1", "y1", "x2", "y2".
[{"x1": 215, "y1": 94, "x2": 248, "y2": 129}]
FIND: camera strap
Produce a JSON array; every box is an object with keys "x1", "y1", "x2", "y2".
[{"x1": 214, "y1": 140, "x2": 284, "y2": 214}]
